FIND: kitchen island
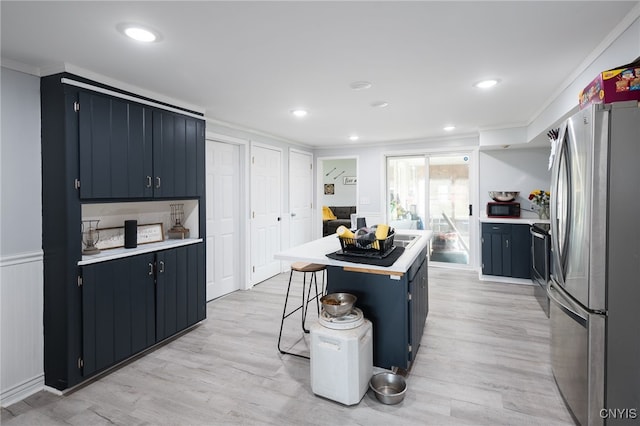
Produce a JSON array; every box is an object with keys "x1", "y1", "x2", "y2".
[{"x1": 275, "y1": 229, "x2": 432, "y2": 371}]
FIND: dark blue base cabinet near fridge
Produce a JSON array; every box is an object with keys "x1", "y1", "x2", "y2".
[
  {"x1": 326, "y1": 248, "x2": 428, "y2": 371},
  {"x1": 481, "y1": 223, "x2": 531, "y2": 279}
]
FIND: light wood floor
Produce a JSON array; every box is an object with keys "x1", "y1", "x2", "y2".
[{"x1": 2, "y1": 267, "x2": 575, "y2": 425}]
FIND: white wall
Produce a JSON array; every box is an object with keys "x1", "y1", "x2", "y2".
[
  {"x1": 0, "y1": 67, "x2": 44, "y2": 406},
  {"x1": 528, "y1": 14, "x2": 640, "y2": 141},
  {"x1": 320, "y1": 158, "x2": 357, "y2": 207},
  {"x1": 313, "y1": 137, "x2": 480, "y2": 241},
  {"x1": 312, "y1": 14, "x2": 640, "y2": 224},
  {"x1": 315, "y1": 137, "x2": 479, "y2": 220},
  {"x1": 479, "y1": 148, "x2": 551, "y2": 219}
]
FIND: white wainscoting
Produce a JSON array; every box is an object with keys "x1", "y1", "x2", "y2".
[{"x1": 1, "y1": 251, "x2": 44, "y2": 407}]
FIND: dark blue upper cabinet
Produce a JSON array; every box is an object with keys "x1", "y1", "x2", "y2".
[
  {"x1": 78, "y1": 91, "x2": 204, "y2": 200},
  {"x1": 152, "y1": 110, "x2": 203, "y2": 198},
  {"x1": 78, "y1": 91, "x2": 153, "y2": 199}
]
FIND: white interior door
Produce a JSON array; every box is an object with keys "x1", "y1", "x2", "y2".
[
  {"x1": 251, "y1": 144, "x2": 282, "y2": 284},
  {"x1": 289, "y1": 149, "x2": 313, "y2": 249},
  {"x1": 206, "y1": 140, "x2": 241, "y2": 300}
]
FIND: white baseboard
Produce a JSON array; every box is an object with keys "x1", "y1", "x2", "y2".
[
  {"x1": 1, "y1": 374, "x2": 44, "y2": 408},
  {"x1": 478, "y1": 273, "x2": 533, "y2": 286}
]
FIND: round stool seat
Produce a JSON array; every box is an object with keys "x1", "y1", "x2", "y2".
[{"x1": 291, "y1": 262, "x2": 326, "y2": 273}]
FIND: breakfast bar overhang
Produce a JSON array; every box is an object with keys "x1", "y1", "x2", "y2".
[{"x1": 276, "y1": 230, "x2": 432, "y2": 372}]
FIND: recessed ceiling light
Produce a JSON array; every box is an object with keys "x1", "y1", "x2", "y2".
[
  {"x1": 290, "y1": 109, "x2": 308, "y2": 118},
  {"x1": 117, "y1": 23, "x2": 160, "y2": 43},
  {"x1": 474, "y1": 79, "x2": 499, "y2": 89},
  {"x1": 349, "y1": 135, "x2": 359, "y2": 141},
  {"x1": 443, "y1": 125, "x2": 456, "y2": 131},
  {"x1": 350, "y1": 81, "x2": 372, "y2": 90},
  {"x1": 370, "y1": 101, "x2": 389, "y2": 108}
]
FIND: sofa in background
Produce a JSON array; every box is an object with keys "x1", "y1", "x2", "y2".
[{"x1": 322, "y1": 206, "x2": 356, "y2": 236}]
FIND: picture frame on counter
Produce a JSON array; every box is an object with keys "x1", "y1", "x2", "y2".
[
  {"x1": 96, "y1": 226, "x2": 125, "y2": 250},
  {"x1": 137, "y1": 223, "x2": 164, "y2": 244},
  {"x1": 96, "y1": 223, "x2": 164, "y2": 250}
]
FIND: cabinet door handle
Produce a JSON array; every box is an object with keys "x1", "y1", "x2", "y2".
[
  {"x1": 148, "y1": 262, "x2": 154, "y2": 276},
  {"x1": 146, "y1": 176, "x2": 152, "y2": 188},
  {"x1": 159, "y1": 260, "x2": 165, "y2": 273},
  {"x1": 156, "y1": 177, "x2": 161, "y2": 188},
  {"x1": 506, "y1": 239, "x2": 509, "y2": 248}
]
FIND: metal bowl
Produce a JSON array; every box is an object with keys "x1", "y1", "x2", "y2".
[
  {"x1": 369, "y1": 372, "x2": 407, "y2": 405},
  {"x1": 320, "y1": 293, "x2": 357, "y2": 317},
  {"x1": 489, "y1": 191, "x2": 519, "y2": 202}
]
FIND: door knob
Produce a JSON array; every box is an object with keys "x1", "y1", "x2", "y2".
[{"x1": 291, "y1": 213, "x2": 297, "y2": 217}]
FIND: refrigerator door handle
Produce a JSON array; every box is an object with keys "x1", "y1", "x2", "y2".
[
  {"x1": 550, "y1": 124, "x2": 572, "y2": 285},
  {"x1": 547, "y1": 283, "x2": 587, "y2": 327}
]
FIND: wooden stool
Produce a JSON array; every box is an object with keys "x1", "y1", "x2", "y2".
[{"x1": 277, "y1": 262, "x2": 326, "y2": 358}]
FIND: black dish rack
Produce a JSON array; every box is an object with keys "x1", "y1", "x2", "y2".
[{"x1": 337, "y1": 230, "x2": 396, "y2": 258}]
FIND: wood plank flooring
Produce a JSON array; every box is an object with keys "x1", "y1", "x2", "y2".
[{"x1": 2, "y1": 267, "x2": 575, "y2": 425}]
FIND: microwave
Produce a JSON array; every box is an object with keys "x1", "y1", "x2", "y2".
[{"x1": 487, "y1": 202, "x2": 521, "y2": 218}]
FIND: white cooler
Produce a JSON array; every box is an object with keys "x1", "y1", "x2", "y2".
[{"x1": 310, "y1": 308, "x2": 373, "y2": 405}]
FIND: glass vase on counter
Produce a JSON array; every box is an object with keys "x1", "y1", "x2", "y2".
[{"x1": 538, "y1": 204, "x2": 549, "y2": 220}]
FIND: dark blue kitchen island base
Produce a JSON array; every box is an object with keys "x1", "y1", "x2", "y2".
[{"x1": 325, "y1": 245, "x2": 428, "y2": 371}]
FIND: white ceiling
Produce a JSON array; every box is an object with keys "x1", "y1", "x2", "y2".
[{"x1": 1, "y1": 1, "x2": 638, "y2": 148}]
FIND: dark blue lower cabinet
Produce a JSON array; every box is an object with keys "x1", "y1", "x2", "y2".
[
  {"x1": 81, "y1": 243, "x2": 205, "y2": 378},
  {"x1": 156, "y1": 244, "x2": 205, "y2": 342},
  {"x1": 510, "y1": 224, "x2": 532, "y2": 279},
  {"x1": 481, "y1": 223, "x2": 531, "y2": 279},
  {"x1": 82, "y1": 253, "x2": 155, "y2": 377},
  {"x1": 326, "y1": 252, "x2": 428, "y2": 370},
  {"x1": 409, "y1": 258, "x2": 428, "y2": 364}
]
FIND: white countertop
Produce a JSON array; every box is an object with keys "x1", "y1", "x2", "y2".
[
  {"x1": 78, "y1": 238, "x2": 203, "y2": 265},
  {"x1": 479, "y1": 216, "x2": 550, "y2": 225},
  {"x1": 275, "y1": 229, "x2": 432, "y2": 276}
]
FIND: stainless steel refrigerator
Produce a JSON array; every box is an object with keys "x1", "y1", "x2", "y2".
[{"x1": 549, "y1": 101, "x2": 640, "y2": 425}]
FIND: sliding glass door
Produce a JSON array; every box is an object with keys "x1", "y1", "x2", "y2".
[{"x1": 387, "y1": 153, "x2": 471, "y2": 265}]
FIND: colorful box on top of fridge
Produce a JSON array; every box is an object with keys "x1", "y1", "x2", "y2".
[{"x1": 579, "y1": 57, "x2": 640, "y2": 110}]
